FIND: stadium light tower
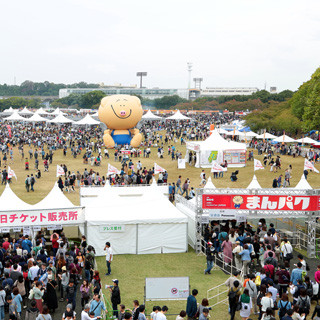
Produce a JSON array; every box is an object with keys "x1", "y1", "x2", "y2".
[
  {"x1": 193, "y1": 78, "x2": 203, "y2": 90},
  {"x1": 136, "y1": 72, "x2": 147, "y2": 88},
  {"x1": 187, "y1": 62, "x2": 193, "y2": 90}
]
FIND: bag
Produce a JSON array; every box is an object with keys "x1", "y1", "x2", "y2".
[
  {"x1": 82, "y1": 291, "x2": 90, "y2": 300},
  {"x1": 299, "y1": 297, "x2": 310, "y2": 312},
  {"x1": 279, "y1": 301, "x2": 288, "y2": 318},
  {"x1": 306, "y1": 263, "x2": 310, "y2": 272},
  {"x1": 28, "y1": 288, "x2": 34, "y2": 300},
  {"x1": 228, "y1": 289, "x2": 239, "y2": 300}
]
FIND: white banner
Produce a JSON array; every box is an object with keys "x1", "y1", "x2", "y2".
[
  {"x1": 99, "y1": 225, "x2": 125, "y2": 233},
  {"x1": 8, "y1": 166, "x2": 17, "y2": 180},
  {"x1": 107, "y1": 164, "x2": 120, "y2": 175},
  {"x1": 254, "y1": 159, "x2": 264, "y2": 171},
  {"x1": 0, "y1": 207, "x2": 84, "y2": 227},
  {"x1": 178, "y1": 159, "x2": 186, "y2": 169},
  {"x1": 211, "y1": 162, "x2": 227, "y2": 173},
  {"x1": 56, "y1": 165, "x2": 65, "y2": 177},
  {"x1": 304, "y1": 159, "x2": 319, "y2": 173},
  {"x1": 154, "y1": 162, "x2": 166, "y2": 174}
]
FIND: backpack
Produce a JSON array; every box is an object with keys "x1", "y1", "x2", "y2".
[
  {"x1": 228, "y1": 289, "x2": 239, "y2": 300},
  {"x1": 279, "y1": 301, "x2": 289, "y2": 318},
  {"x1": 299, "y1": 296, "x2": 310, "y2": 311}
]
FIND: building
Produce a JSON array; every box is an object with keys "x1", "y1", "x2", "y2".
[
  {"x1": 59, "y1": 87, "x2": 189, "y2": 100},
  {"x1": 200, "y1": 87, "x2": 259, "y2": 97}
]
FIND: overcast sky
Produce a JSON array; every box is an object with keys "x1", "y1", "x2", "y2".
[{"x1": 1, "y1": 0, "x2": 319, "y2": 91}]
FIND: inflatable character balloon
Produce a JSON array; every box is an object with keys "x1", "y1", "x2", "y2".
[{"x1": 98, "y1": 95, "x2": 143, "y2": 148}]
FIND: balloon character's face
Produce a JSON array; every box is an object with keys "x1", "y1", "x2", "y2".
[{"x1": 98, "y1": 95, "x2": 143, "y2": 130}]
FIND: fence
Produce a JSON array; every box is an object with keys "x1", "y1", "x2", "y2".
[{"x1": 207, "y1": 283, "x2": 229, "y2": 308}]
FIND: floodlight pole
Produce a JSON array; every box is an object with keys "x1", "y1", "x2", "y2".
[{"x1": 136, "y1": 72, "x2": 147, "y2": 88}]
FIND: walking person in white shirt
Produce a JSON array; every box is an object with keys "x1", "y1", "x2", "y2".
[
  {"x1": 104, "y1": 242, "x2": 113, "y2": 276},
  {"x1": 281, "y1": 239, "x2": 293, "y2": 262},
  {"x1": 81, "y1": 304, "x2": 101, "y2": 320}
]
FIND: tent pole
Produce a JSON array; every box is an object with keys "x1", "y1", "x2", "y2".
[{"x1": 136, "y1": 224, "x2": 138, "y2": 254}]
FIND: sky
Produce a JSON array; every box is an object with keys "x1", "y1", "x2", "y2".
[{"x1": 0, "y1": 0, "x2": 319, "y2": 91}]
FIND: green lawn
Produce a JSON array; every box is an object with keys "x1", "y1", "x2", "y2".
[{"x1": 96, "y1": 249, "x2": 231, "y2": 320}]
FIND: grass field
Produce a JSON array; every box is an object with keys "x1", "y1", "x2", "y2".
[
  {"x1": 1, "y1": 132, "x2": 319, "y2": 206},
  {"x1": 96, "y1": 249, "x2": 231, "y2": 320}
]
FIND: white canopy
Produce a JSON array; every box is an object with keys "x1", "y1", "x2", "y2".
[
  {"x1": 0, "y1": 184, "x2": 33, "y2": 211},
  {"x1": 18, "y1": 107, "x2": 34, "y2": 115},
  {"x1": 34, "y1": 107, "x2": 51, "y2": 116},
  {"x1": 3, "y1": 111, "x2": 27, "y2": 121},
  {"x1": 48, "y1": 112, "x2": 74, "y2": 124},
  {"x1": 273, "y1": 134, "x2": 295, "y2": 143},
  {"x1": 240, "y1": 131, "x2": 258, "y2": 137},
  {"x1": 142, "y1": 110, "x2": 162, "y2": 120},
  {"x1": 2, "y1": 107, "x2": 15, "y2": 114},
  {"x1": 25, "y1": 113, "x2": 48, "y2": 122},
  {"x1": 296, "y1": 137, "x2": 318, "y2": 144},
  {"x1": 85, "y1": 191, "x2": 187, "y2": 255},
  {"x1": 247, "y1": 175, "x2": 262, "y2": 189},
  {"x1": 256, "y1": 132, "x2": 277, "y2": 139},
  {"x1": 75, "y1": 114, "x2": 100, "y2": 126},
  {"x1": 91, "y1": 111, "x2": 99, "y2": 117},
  {"x1": 166, "y1": 110, "x2": 191, "y2": 120},
  {"x1": 33, "y1": 182, "x2": 76, "y2": 209},
  {"x1": 51, "y1": 108, "x2": 66, "y2": 115},
  {"x1": 225, "y1": 130, "x2": 242, "y2": 136},
  {"x1": 216, "y1": 128, "x2": 230, "y2": 135},
  {"x1": 204, "y1": 177, "x2": 216, "y2": 189},
  {"x1": 294, "y1": 174, "x2": 313, "y2": 190}
]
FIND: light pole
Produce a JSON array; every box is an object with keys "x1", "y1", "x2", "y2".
[
  {"x1": 136, "y1": 72, "x2": 147, "y2": 88},
  {"x1": 187, "y1": 62, "x2": 193, "y2": 90}
]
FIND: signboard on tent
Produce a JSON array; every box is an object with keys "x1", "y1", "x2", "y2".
[
  {"x1": 178, "y1": 159, "x2": 186, "y2": 169},
  {"x1": 223, "y1": 150, "x2": 246, "y2": 165},
  {"x1": 202, "y1": 194, "x2": 319, "y2": 211}
]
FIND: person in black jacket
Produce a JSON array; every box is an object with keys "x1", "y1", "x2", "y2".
[
  {"x1": 204, "y1": 242, "x2": 215, "y2": 275},
  {"x1": 110, "y1": 279, "x2": 121, "y2": 318}
]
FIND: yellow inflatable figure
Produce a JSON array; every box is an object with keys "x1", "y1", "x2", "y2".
[{"x1": 98, "y1": 94, "x2": 143, "y2": 148}]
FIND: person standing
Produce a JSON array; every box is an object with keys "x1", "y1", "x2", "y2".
[
  {"x1": 104, "y1": 242, "x2": 113, "y2": 276},
  {"x1": 110, "y1": 279, "x2": 121, "y2": 318},
  {"x1": 30, "y1": 174, "x2": 36, "y2": 191},
  {"x1": 221, "y1": 236, "x2": 233, "y2": 265},
  {"x1": 204, "y1": 242, "x2": 215, "y2": 275},
  {"x1": 90, "y1": 294, "x2": 106, "y2": 318},
  {"x1": 228, "y1": 280, "x2": 241, "y2": 320},
  {"x1": 186, "y1": 289, "x2": 198, "y2": 320},
  {"x1": 25, "y1": 175, "x2": 31, "y2": 192}
]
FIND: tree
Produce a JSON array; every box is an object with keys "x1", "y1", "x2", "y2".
[
  {"x1": 153, "y1": 95, "x2": 188, "y2": 109},
  {"x1": 79, "y1": 90, "x2": 106, "y2": 109}
]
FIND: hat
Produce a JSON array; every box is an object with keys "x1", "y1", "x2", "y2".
[
  {"x1": 66, "y1": 304, "x2": 73, "y2": 310},
  {"x1": 258, "y1": 222, "x2": 262, "y2": 225},
  {"x1": 236, "y1": 241, "x2": 240, "y2": 244},
  {"x1": 62, "y1": 266, "x2": 66, "y2": 271},
  {"x1": 207, "y1": 241, "x2": 212, "y2": 245},
  {"x1": 112, "y1": 279, "x2": 119, "y2": 284}
]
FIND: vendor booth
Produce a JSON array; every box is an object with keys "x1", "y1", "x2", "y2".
[{"x1": 186, "y1": 130, "x2": 247, "y2": 168}]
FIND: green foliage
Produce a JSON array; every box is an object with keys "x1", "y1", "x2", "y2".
[
  {"x1": 153, "y1": 95, "x2": 188, "y2": 109},
  {"x1": 0, "y1": 97, "x2": 42, "y2": 111},
  {"x1": 79, "y1": 90, "x2": 106, "y2": 109}
]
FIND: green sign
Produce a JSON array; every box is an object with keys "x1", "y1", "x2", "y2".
[
  {"x1": 208, "y1": 151, "x2": 218, "y2": 163},
  {"x1": 99, "y1": 225, "x2": 125, "y2": 233}
]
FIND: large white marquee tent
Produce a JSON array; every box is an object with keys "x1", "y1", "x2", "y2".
[
  {"x1": 142, "y1": 110, "x2": 162, "y2": 120},
  {"x1": 166, "y1": 110, "x2": 191, "y2": 120}
]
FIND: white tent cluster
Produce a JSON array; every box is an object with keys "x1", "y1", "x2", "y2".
[
  {"x1": 166, "y1": 110, "x2": 191, "y2": 120},
  {"x1": 142, "y1": 110, "x2": 162, "y2": 120}
]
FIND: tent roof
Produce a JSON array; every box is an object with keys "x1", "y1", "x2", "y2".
[
  {"x1": 296, "y1": 137, "x2": 318, "y2": 144},
  {"x1": 34, "y1": 107, "x2": 51, "y2": 116},
  {"x1": 91, "y1": 111, "x2": 99, "y2": 117},
  {"x1": 256, "y1": 132, "x2": 277, "y2": 139},
  {"x1": 33, "y1": 182, "x2": 76, "y2": 209},
  {"x1": 295, "y1": 174, "x2": 313, "y2": 190},
  {"x1": 85, "y1": 192, "x2": 187, "y2": 225},
  {"x1": 75, "y1": 114, "x2": 100, "y2": 125},
  {"x1": 247, "y1": 175, "x2": 262, "y2": 189},
  {"x1": 3, "y1": 111, "x2": 27, "y2": 121},
  {"x1": 25, "y1": 113, "x2": 48, "y2": 122},
  {"x1": 166, "y1": 110, "x2": 191, "y2": 120},
  {"x1": 225, "y1": 130, "x2": 242, "y2": 136},
  {"x1": 216, "y1": 128, "x2": 229, "y2": 134},
  {"x1": 18, "y1": 107, "x2": 33, "y2": 115},
  {"x1": 48, "y1": 112, "x2": 74, "y2": 124},
  {"x1": 189, "y1": 129, "x2": 246, "y2": 151},
  {"x1": 239, "y1": 131, "x2": 258, "y2": 137},
  {"x1": 0, "y1": 184, "x2": 33, "y2": 211},
  {"x1": 273, "y1": 134, "x2": 295, "y2": 143},
  {"x1": 2, "y1": 107, "x2": 15, "y2": 114},
  {"x1": 142, "y1": 110, "x2": 162, "y2": 120},
  {"x1": 204, "y1": 177, "x2": 216, "y2": 189}
]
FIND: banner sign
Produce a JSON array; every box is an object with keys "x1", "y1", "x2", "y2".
[
  {"x1": 0, "y1": 208, "x2": 84, "y2": 227},
  {"x1": 203, "y1": 194, "x2": 319, "y2": 212},
  {"x1": 99, "y1": 225, "x2": 125, "y2": 233}
]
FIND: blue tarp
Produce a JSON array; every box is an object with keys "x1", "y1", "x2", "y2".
[{"x1": 239, "y1": 126, "x2": 251, "y2": 132}]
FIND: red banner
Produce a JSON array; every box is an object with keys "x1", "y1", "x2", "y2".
[{"x1": 202, "y1": 194, "x2": 319, "y2": 211}]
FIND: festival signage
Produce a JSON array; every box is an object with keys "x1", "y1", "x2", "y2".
[
  {"x1": 203, "y1": 194, "x2": 319, "y2": 212},
  {"x1": 99, "y1": 225, "x2": 125, "y2": 233},
  {"x1": 0, "y1": 208, "x2": 84, "y2": 227}
]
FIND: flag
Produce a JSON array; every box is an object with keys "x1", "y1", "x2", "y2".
[
  {"x1": 304, "y1": 159, "x2": 319, "y2": 173},
  {"x1": 211, "y1": 162, "x2": 227, "y2": 173},
  {"x1": 56, "y1": 165, "x2": 65, "y2": 177},
  {"x1": 254, "y1": 159, "x2": 264, "y2": 171},
  {"x1": 263, "y1": 129, "x2": 266, "y2": 142},
  {"x1": 107, "y1": 164, "x2": 120, "y2": 175},
  {"x1": 282, "y1": 131, "x2": 285, "y2": 145},
  {"x1": 154, "y1": 162, "x2": 166, "y2": 174},
  {"x1": 6, "y1": 125, "x2": 12, "y2": 138},
  {"x1": 7, "y1": 166, "x2": 17, "y2": 180}
]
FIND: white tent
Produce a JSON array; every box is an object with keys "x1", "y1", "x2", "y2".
[
  {"x1": 225, "y1": 130, "x2": 242, "y2": 136},
  {"x1": 216, "y1": 128, "x2": 230, "y2": 135},
  {"x1": 247, "y1": 175, "x2": 262, "y2": 189},
  {"x1": 294, "y1": 174, "x2": 313, "y2": 190},
  {"x1": 18, "y1": 107, "x2": 33, "y2": 115},
  {"x1": 51, "y1": 108, "x2": 66, "y2": 115},
  {"x1": 0, "y1": 184, "x2": 33, "y2": 211},
  {"x1": 186, "y1": 129, "x2": 247, "y2": 168},
  {"x1": 48, "y1": 112, "x2": 74, "y2": 124},
  {"x1": 25, "y1": 113, "x2": 48, "y2": 122},
  {"x1": 2, "y1": 107, "x2": 15, "y2": 114},
  {"x1": 256, "y1": 132, "x2": 277, "y2": 139},
  {"x1": 296, "y1": 137, "x2": 318, "y2": 144},
  {"x1": 33, "y1": 183, "x2": 76, "y2": 209},
  {"x1": 142, "y1": 110, "x2": 162, "y2": 120},
  {"x1": 273, "y1": 134, "x2": 295, "y2": 143},
  {"x1": 3, "y1": 111, "x2": 27, "y2": 121},
  {"x1": 204, "y1": 177, "x2": 216, "y2": 189},
  {"x1": 35, "y1": 107, "x2": 51, "y2": 116},
  {"x1": 166, "y1": 110, "x2": 191, "y2": 120},
  {"x1": 91, "y1": 111, "x2": 99, "y2": 117},
  {"x1": 240, "y1": 131, "x2": 258, "y2": 137},
  {"x1": 85, "y1": 189, "x2": 187, "y2": 255},
  {"x1": 75, "y1": 114, "x2": 100, "y2": 126}
]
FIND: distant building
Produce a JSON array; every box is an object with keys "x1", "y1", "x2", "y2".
[
  {"x1": 200, "y1": 87, "x2": 259, "y2": 97},
  {"x1": 270, "y1": 87, "x2": 277, "y2": 93}
]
